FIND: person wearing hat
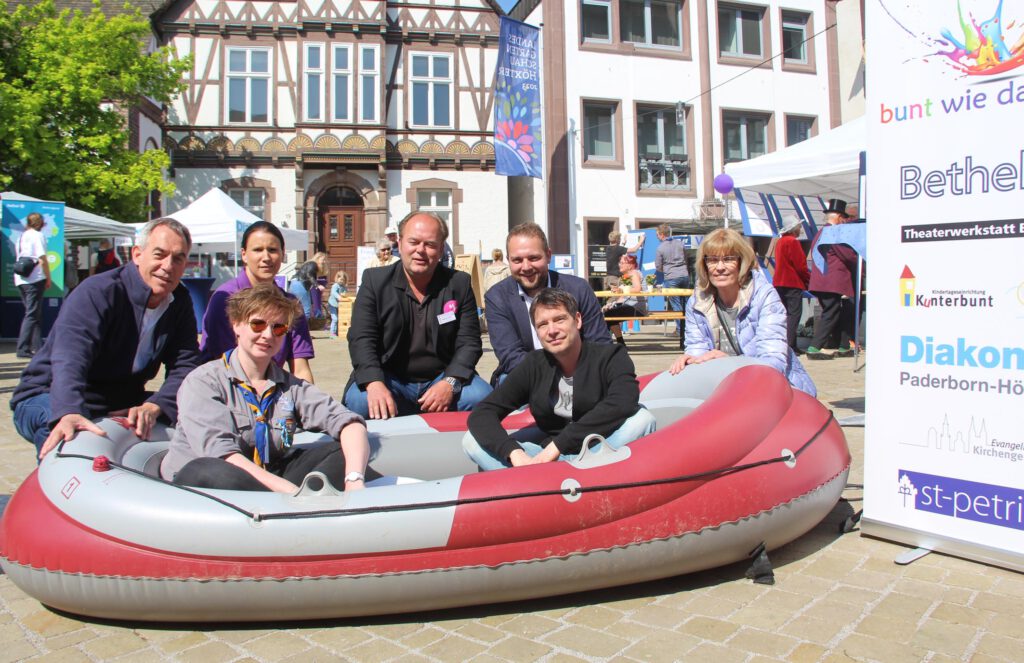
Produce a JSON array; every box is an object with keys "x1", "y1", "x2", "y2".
[
  {"x1": 806, "y1": 199, "x2": 857, "y2": 360},
  {"x1": 385, "y1": 224, "x2": 399, "y2": 254},
  {"x1": 773, "y1": 217, "x2": 810, "y2": 354}
]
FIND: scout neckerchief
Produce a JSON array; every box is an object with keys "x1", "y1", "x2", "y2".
[{"x1": 224, "y1": 350, "x2": 281, "y2": 467}]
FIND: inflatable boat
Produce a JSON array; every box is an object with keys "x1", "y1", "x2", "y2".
[{"x1": 0, "y1": 359, "x2": 850, "y2": 622}]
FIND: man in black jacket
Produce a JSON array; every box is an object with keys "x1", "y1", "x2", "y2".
[
  {"x1": 464, "y1": 288, "x2": 656, "y2": 469},
  {"x1": 343, "y1": 211, "x2": 491, "y2": 418}
]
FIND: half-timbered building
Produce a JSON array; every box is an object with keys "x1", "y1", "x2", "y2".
[{"x1": 152, "y1": 0, "x2": 509, "y2": 278}]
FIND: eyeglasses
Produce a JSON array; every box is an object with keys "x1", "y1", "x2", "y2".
[
  {"x1": 248, "y1": 319, "x2": 289, "y2": 337},
  {"x1": 704, "y1": 255, "x2": 740, "y2": 267}
]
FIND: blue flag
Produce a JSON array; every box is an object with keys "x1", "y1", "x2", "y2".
[{"x1": 494, "y1": 17, "x2": 543, "y2": 179}]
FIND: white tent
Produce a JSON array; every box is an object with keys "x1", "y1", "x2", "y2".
[
  {"x1": 167, "y1": 188, "x2": 308, "y2": 252},
  {"x1": 0, "y1": 191, "x2": 135, "y2": 240},
  {"x1": 725, "y1": 116, "x2": 865, "y2": 200}
]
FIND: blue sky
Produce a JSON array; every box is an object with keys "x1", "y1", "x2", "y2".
[{"x1": 497, "y1": 0, "x2": 518, "y2": 12}]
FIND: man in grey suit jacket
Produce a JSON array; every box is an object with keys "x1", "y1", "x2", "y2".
[{"x1": 485, "y1": 223, "x2": 609, "y2": 384}]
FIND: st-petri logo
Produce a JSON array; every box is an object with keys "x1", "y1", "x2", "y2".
[{"x1": 880, "y1": 0, "x2": 1024, "y2": 77}]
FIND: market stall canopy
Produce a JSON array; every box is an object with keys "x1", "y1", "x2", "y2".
[
  {"x1": 725, "y1": 116, "x2": 865, "y2": 201},
  {"x1": 167, "y1": 188, "x2": 308, "y2": 252},
  {"x1": 0, "y1": 191, "x2": 135, "y2": 240}
]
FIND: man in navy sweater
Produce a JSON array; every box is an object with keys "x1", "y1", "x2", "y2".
[
  {"x1": 485, "y1": 223, "x2": 608, "y2": 385},
  {"x1": 464, "y1": 289, "x2": 656, "y2": 469},
  {"x1": 11, "y1": 218, "x2": 201, "y2": 459}
]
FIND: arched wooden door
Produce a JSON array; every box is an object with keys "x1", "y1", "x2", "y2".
[{"x1": 318, "y1": 186, "x2": 364, "y2": 283}]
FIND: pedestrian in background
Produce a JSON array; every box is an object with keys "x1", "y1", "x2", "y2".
[
  {"x1": 772, "y1": 218, "x2": 810, "y2": 354},
  {"x1": 13, "y1": 212, "x2": 51, "y2": 359}
]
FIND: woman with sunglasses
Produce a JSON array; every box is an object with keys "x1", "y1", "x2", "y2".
[
  {"x1": 668, "y1": 228, "x2": 815, "y2": 396},
  {"x1": 366, "y1": 238, "x2": 399, "y2": 269},
  {"x1": 162, "y1": 284, "x2": 375, "y2": 492},
  {"x1": 201, "y1": 222, "x2": 316, "y2": 383}
]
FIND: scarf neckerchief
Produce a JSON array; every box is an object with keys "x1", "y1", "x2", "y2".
[{"x1": 224, "y1": 350, "x2": 282, "y2": 467}]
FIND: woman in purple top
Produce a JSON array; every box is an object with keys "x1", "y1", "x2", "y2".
[{"x1": 200, "y1": 222, "x2": 316, "y2": 383}]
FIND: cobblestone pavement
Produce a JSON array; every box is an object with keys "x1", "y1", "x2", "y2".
[{"x1": 0, "y1": 329, "x2": 1020, "y2": 663}]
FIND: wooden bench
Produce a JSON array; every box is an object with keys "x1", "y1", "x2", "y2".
[{"x1": 605, "y1": 310, "x2": 685, "y2": 335}]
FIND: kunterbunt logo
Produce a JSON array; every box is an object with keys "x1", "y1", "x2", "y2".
[
  {"x1": 899, "y1": 265, "x2": 994, "y2": 309},
  {"x1": 880, "y1": 0, "x2": 1024, "y2": 77}
]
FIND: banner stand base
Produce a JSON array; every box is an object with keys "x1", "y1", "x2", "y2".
[
  {"x1": 862, "y1": 518, "x2": 1024, "y2": 574},
  {"x1": 894, "y1": 547, "x2": 931, "y2": 566}
]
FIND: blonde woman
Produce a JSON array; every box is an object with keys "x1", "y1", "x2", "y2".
[{"x1": 668, "y1": 228, "x2": 815, "y2": 396}]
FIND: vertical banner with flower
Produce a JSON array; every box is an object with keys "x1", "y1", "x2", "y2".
[{"x1": 494, "y1": 17, "x2": 543, "y2": 179}]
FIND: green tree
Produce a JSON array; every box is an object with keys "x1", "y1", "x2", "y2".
[{"x1": 0, "y1": 0, "x2": 190, "y2": 221}]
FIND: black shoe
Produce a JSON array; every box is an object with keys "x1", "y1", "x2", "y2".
[
  {"x1": 616, "y1": 336, "x2": 627, "y2": 346},
  {"x1": 15, "y1": 352, "x2": 33, "y2": 359}
]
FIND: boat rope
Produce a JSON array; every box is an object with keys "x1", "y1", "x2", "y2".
[{"x1": 54, "y1": 411, "x2": 835, "y2": 523}]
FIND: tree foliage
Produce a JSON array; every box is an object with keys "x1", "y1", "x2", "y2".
[{"x1": 0, "y1": 0, "x2": 190, "y2": 221}]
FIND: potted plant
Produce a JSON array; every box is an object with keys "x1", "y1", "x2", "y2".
[
  {"x1": 645, "y1": 274, "x2": 658, "y2": 291},
  {"x1": 618, "y1": 275, "x2": 632, "y2": 294}
]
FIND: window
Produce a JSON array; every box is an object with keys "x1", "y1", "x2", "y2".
[
  {"x1": 582, "y1": 0, "x2": 612, "y2": 43},
  {"x1": 781, "y1": 11, "x2": 809, "y2": 64},
  {"x1": 621, "y1": 0, "x2": 682, "y2": 48},
  {"x1": 332, "y1": 45, "x2": 352, "y2": 122},
  {"x1": 359, "y1": 45, "x2": 380, "y2": 123},
  {"x1": 718, "y1": 4, "x2": 764, "y2": 59},
  {"x1": 583, "y1": 101, "x2": 618, "y2": 162},
  {"x1": 228, "y1": 189, "x2": 266, "y2": 220},
  {"x1": 304, "y1": 45, "x2": 324, "y2": 122},
  {"x1": 410, "y1": 53, "x2": 452, "y2": 128},
  {"x1": 417, "y1": 190, "x2": 452, "y2": 225},
  {"x1": 637, "y1": 104, "x2": 689, "y2": 190},
  {"x1": 227, "y1": 48, "x2": 271, "y2": 123},
  {"x1": 723, "y1": 111, "x2": 769, "y2": 162},
  {"x1": 786, "y1": 115, "x2": 815, "y2": 146}
]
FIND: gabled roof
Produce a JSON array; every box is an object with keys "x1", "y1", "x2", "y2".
[
  {"x1": 900, "y1": 266, "x2": 915, "y2": 279},
  {"x1": 49, "y1": 0, "x2": 164, "y2": 17}
]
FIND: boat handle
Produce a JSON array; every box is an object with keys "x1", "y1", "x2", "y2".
[
  {"x1": 293, "y1": 472, "x2": 344, "y2": 497},
  {"x1": 576, "y1": 433, "x2": 611, "y2": 462}
]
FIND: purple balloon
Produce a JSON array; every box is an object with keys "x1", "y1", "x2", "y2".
[{"x1": 713, "y1": 173, "x2": 734, "y2": 195}]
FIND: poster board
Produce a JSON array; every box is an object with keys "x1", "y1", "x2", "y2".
[
  {"x1": 1, "y1": 199, "x2": 65, "y2": 298},
  {"x1": 863, "y1": 0, "x2": 1024, "y2": 571},
  {"x1": 455, "y1": 254, "x2": 484, "y2": 308}
]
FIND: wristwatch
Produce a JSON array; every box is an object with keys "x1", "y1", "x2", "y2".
[
  {"x1": 344, "y1": 471, "x2": 364, "y2": 483},
  {"x1": 444, "y1": 376, "x2": 463, "y2": 394}
]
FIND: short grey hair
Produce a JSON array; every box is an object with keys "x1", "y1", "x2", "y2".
[
  {"x1": 375, "y1": 238, "x2": 393, "y2": 252},
  {"x1": 138, "y1": 217, "x2": 192, "y2": 252}
]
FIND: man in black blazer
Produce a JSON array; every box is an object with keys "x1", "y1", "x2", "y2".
[
  {"x1": 464, "y1": 289, "x2": 656, "y2": 469},
  {"x1": 343, "y1": 212, "x2": 491, "y2": 418},
  {"x1": 485, "y1": 223, "x2": 608, "y2": 385}
]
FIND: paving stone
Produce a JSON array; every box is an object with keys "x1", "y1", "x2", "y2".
[
  {"x1": 544, "y1": 627, "x2": 629, "y2": 658},
  {"x1": 241, "y1": 632, "x2": 312, "y2": 661},
  {"x1": 620, "y1": 629, "x2": 701, "y2": 662},
  {"x1": 23, "y1": 649, "x2": 92, "y2": 663},
  {"x1": 80, "y1": 633, "x2": 150, "y2": 659},
  {"x1": 780, "y1": 616, "x2": 845, "y2": 645},
  {"x1": 987, "y1": 613, "x2": 1024, "y2": 639},
  {"x1": 306, "y1": 627, "x2": 373, "y2": 651},
  {"x1": 971, "y1": 591, "x2": 1023, "y2": 615},
  {"x1": 826, "y1": 585, "x2": 882, "y2": 607},
  {"x1": 679, "y1": 616, "x2": 739, "y2": 642},
  {"x1": 835, "y1": 633, "x2": 930, "y2": 663},
  {"x1": 496, "y1": 614, "x2": 561, "y2": 639},
  {"x1": 420, "y1": 634, "x2": 488, "y2": 660},
  {"x1": 870, "y1": 592, "x2": 933, "y2": 620},
  {"x1": 20, "y1": 611, "x2": 80, "y2": 639},
  {"x1": 40, "y1": 629, "x2": 98, "y2": 650},
  {"x1": 487, "y1": 635, "x2": 553, "y2": 661},
  {"x1": 175, "y1": 641, "x2": 240, "y2": 662},
  {"x1": 787, "y1": 642, "x2": 829, "y2": 663},
  {"x1": 344, "y1": 637, "x2": 407, "y2": 662},
  {"x1": 726, "y1": 628, "x2": 800, "y2": 657},
  {"x1": 563, "y1": 605, "x2": 623, "y2": 630},
  {"x1": 154, "y1": 632, "x2": 210, "y2": 654},
  {"x1": 626, "y1": 605, "x2": 688, "y2": 629},
  {"x1": 399, "y1": 625, "x2": 447, "y2": 649},
  {"x1": 973, "y1": 632, "x2": 1024, "y2": 661},
  {"x1": 0, "y1": 639, "x2": 40, "y2": 663},
  {"x1": 683, "y1": 642, "x2": 747, "y2": 663},
  {"x1": 929, "y1": 601, "x2": 993, "y2": 628},
  {"x1": 854, "y1": 614, "x2": 917, "y2": 643},
  {"x1": 545, "y1": 654, "x2": 588, "y2": 663},
  {"x1": 451, "y1": 621, "x2": 505, "y2": 643},
  {"x1": 279, "y1": 646, "x2": 354, "y2": 663}
]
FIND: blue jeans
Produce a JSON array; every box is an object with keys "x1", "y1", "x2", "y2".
[
  {"x1": 328, "y1": 304, "x2": 339, "y2": 335},
  {"x1": 16, "y1": 280, "x2": 46, "y2": 356},
  {"x1": 462, "y1": 407, "x2": 658, "y2": 470},
  {"x1": 12, "y1": 392, "x2": 56, "y2": 458},
  {"x1": 344, "y1": 372, "x2": 492, "y2": 418},
  {"x1": 663, "y1": 275, "x2": 691, "y2": 333}
]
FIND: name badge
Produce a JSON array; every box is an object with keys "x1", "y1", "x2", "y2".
[{"x1": 437, "y1": 311, "x2": 456, "y2": 325}]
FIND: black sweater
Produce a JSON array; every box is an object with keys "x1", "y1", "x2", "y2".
[{"x1": 467, "y1": 342, "x2": 641, "y2": 460}]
